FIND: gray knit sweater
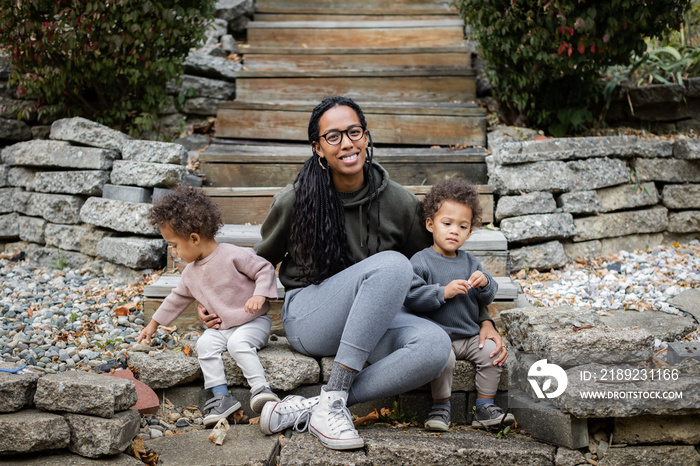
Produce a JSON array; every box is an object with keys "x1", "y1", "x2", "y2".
[{"x1": 404, "y1": 247, "x2": 498, "y2": 340}]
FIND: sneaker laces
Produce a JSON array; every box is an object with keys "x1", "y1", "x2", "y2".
[
  {"x1": 326, "y1": 398, "x2": 358, "y2": 437},
  {"x1": 276, "y1": 396, "x2": 317, "y2": 432}
]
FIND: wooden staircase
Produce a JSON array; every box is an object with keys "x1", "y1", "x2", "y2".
[{"x1": 144, "y1": 0, "x2": 518, "y2": 331}]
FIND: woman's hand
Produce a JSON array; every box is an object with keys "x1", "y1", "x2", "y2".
[
  {"x1": 198, "y1": 303, "x2": 221, "y2": 329},
  {"x1": 479, "y1": 320, "x2": 508, "y2": 366}
]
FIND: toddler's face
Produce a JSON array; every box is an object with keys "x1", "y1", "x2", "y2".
[
  {"x1": 160, "y1": 223, "x2": 202, "y2": 263},
  {"x1": 426, "y1": 200, "x2": 473, "y2": 257}
]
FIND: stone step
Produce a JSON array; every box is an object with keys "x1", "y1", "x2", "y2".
[
  {"x1": 199, "y1": 142, "x2": 489, "y2": 187},
  {"x1": 246, "y1": 19, "x2": 465, "y2": 49},
  {"x1": 255, "y1": 0, "x2": 458, "y2": 15},
  {"x1": 216, "y1": 100, "x2": 486, "y2": 146},
  {"x1": 241, "y1": 45, "x2": 471, "y2": 71},
  {"x1": 201, "y1": 184, "x2": 494, "y2": 224},
  {"x1": 234, "y1": 68, "x2": 476, "y2": 103}
]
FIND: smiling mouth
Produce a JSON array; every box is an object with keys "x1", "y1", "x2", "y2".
[{"x1": 340, "y1": 153, "x2": 359, "y2": 163}]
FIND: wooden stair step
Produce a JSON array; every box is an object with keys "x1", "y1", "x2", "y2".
[
  {"x1": 217, "y1": 101, "x2": 486, "y2": 146},
  {"x1": 253, "y1": 13, "x2": 458, "y2": 21},
  {"x1": 241, "y1": 45, "x2": 471, "y2": 70},
  {"x1": 199, "y1": 142, "x2": 489, "y2": 187},
  {"x1": 255, "y1": 0, "x2": 458, "y2": 15},
  {"x1": 247, "y1": 20, "x2": 466, "y2": 48},
  {"x1": 235, "y1": 72, "x2": 475, "y2": 104},
  {"x1": 201, "y1": 185, "x2": 493, "y2": 225}
]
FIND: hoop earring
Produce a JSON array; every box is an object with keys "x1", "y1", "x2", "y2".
[{"x1": 318, "y1": 156, "x2": 327, "y2": 170}]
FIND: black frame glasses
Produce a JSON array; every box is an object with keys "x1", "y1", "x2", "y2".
[{"x1": 319, "y1": 126, "x2": 366, "y2": 145}]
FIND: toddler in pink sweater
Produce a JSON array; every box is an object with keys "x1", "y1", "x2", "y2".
[{"x1": 137, "y1": 186, "x2": 280, "y2": 426}]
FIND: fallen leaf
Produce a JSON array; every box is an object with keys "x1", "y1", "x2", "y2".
[
  {"x1": 183, "y1": 344, "x2": 192, "y2": 357},
  {"x1": 232, "y1": 408, "x2": 245, "y2": 423},
  {"x1": 353, "y1": 409, "x2": 380, "y2": 427},
  {"x1": 249, "y1": 416, "x2": 260, "y2": 425},
  {"x1": 114, "y1": 306, "x2": 130, "y2": 316}
]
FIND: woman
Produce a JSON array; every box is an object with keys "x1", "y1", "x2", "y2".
[{"x1": 200, "y1": 96, "x2": 507, "y2": 450}]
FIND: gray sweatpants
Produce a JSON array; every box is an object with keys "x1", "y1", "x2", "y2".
[{"x1": 281, "y1": 251, "x2": 452, "y2": 406}]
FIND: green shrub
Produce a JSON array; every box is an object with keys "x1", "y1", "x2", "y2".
[
  {"x1": 0, "y1": 0, "x2": 215, "y2": 135},
  {"x1": 456, "y1": 0, "x2": 690, "y2": 136}
]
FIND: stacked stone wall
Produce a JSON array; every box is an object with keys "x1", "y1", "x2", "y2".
[
  {"x1": 0, "y1": 117, "x2": 199, "y2": 283},
  {"x1": 488, "y1": 129, "x2": 700, "y2": 271}
]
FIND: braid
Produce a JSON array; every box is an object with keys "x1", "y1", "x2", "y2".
[{"x1": 363, "y1": 132, "x2": 381, "y2": 254}]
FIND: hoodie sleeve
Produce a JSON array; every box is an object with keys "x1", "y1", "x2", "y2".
[
  {"x1": 254, "y1": 186, "x2": 293, "y2": 266},
  {"x1": 404, "y1": 254, "x2": 445, "y2": 313}
]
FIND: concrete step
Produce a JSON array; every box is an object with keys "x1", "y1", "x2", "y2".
[
  {"x1": 199, "y1": 142, "x2": 489, "y2": 187},
  {"x1": 216, "y1": 100, "x2": 486, "y2": 146}
]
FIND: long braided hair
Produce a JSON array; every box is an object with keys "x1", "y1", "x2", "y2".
[{"x1": 289, "y1": 96, "x2": 382, "y2": 285}]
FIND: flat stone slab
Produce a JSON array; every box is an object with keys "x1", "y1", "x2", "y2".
[
  {"x1": 128, "y1": 351, "x2": 202, "y2": 390},
  {"x1": 145, "y1": 425, "x2": 278, "y2": 466},
  {"x1": 13, "y1": 191, "x2": 84, "y2": 224},
  {"x1": 64, "y1": 410, "x2": 141, "y2": 458},
  {"x1": 50, "y1": 117, "x2": 132, "y2": 151},
  {"x1": 0, "y1": 451, "x2": 142, "y2": 465},
  {"x1": 0, "y1": 364, "x2": 41, "y2": 413},
  {"x1": 121, "y1": 140, "x2": 187, "y2": 165},
  {"x1": 34, "y1": 371, "x2": 137, "y2": 418},
  {"x1": 572, "y1": 206, "x2": 668, "y2": 242},
  {"x1": 110, "y1": 160, "x2": 185, "y2": 188},
  {"x1": 667, "y1": 341, "x2": 700, "y2": 365},
  {"x1": 97, "y1": 236, "x2": 166, "y2": 269},
  {"x1": 599, "y1": 309, "x2": 697, "y2": 342},
  {"x1": 668, "y1": 287, "x2": 700, "y2": 321},
  {"x1": 280, "y1": 427, "x2": 557, "y2": 465},
  {"x1": 0, "y1": 410, "x2": 70, "y2": 454},
  {"x1": 614, "y1": 414, "x2": 700, "y2": 445},
  {"x1": 80, "y1": 197, "x2": 159, "y2": 236},
  {"x1": 596, "y1": 445, "x2": 700, "y2": 466}
]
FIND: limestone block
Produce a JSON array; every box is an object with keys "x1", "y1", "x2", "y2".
[
  {"x1": 667, "y1": 341, "x2": 700, "y2": 365},
  {"x1": 18, "y1": 215, "x2": 47, "y2": 244},
  {"x1": 0, "y1": 118, "x2": 32, "y2": 141},
  {"x1": 176, "y1": 74, "x2": 236, "y2": 99},
  {"x1": 0, "y1": 213, "x2": 19, "y2": 239},
  {"x1": 598, "y1": 233, "x2": 664, "y2": 255},
  {"x1": 509, "y1": 389, "x2": 588, "y2": 449},
  {"x1": 7, "y1": 166, "x2": 36, "y2": 188},
  {"x1": 673, "y1": 138, "x2": 700, "y2": 159},
  {"x1": 572, "y1": 206, "x2": 668, "y2": 242},
  {"x1": 184, "y1": 49, "x2": 242, "y2": 81},
  {"x1": 13, "y1": 190, "x2": 84, "y2": 224},
  {"x1": 557, "y1": 190, "x2": 602, "y2": 214},
  {"x1": 64, "y1": 410, "x2": 141, "y2": 458},
  {"x1": 567, "y1": 157, "x2": 631, "y2": 191},
  {"x1": 500, "y1": 213, "x2": 575, "y2": 244},
  {"x1": 494, "y1": 135, "x2": 671, "y2": 165},
  {"x1": 50, "y1": 117, "x2": 132, "y2": 151},
  {"x1": 182, "y1": 97, "x2": 222, "y2": 116},
  {"x1": 597, "y1": 446, "x2": 700, "y2": 465},
  {"x1": 0, "y1": 410, "x2": 70, "y2": 454},
  {"x1": 80, "y1": 197, "x2": 159, "y2": 235},
  {"x1": 44, "y1": 223, "x2": 114, "y2": 256},
  {"x1": 34, "y1": 371, "x2": 137, "y2": 418},
  {"x1": 495, "y1": 192, "x2": 556, "y2": 221},
  {"x1": 0, "y1": 363, "x2": 42, "y2": 412},
  {"x1": 121, "y1": 139, "x2": 187, "y2": 165},
  {"x1": 0, "y1": 164, "x2": 7, "y2": 186},
  {"x1": 597, "y1": 182, "x2": 659, "y2": 212},
  {"x1": 321, "y1": 356, "x2": 333, "y2": 383},
  {"x1": 668, "y1": 288, "x2": 700, "y2": 322},
  {"x1": 600, "y1": 310, "x2": 697, "y2": 342},
  {"x1": 633, "y1": 158, "x2": 700, "y2": 182},
  {"x1": 221, "y1": 337, "x2": 320, "y2": 391},
  {"x1": 28, "y1": 247, "x2": 96, "y2": 269},
  {"x1": 662, "y1": 183, "x2": 700, "y2": 208},
  {"x1": 0, "y1": 187, "x2": 17, "y2": 213},
  {"x1": 110, "y1": 160, "x2": 185, "y2": 188},
  {"x1": 33, "y1": 170, "x2": 110, "y2": 196},
  {"x1": 1, "y1": 140, "x2": 116, "y2": 169},
  {"x1": 562, "y1": 239, "x2": 602, "y2": 260},
  {"x1": 97, "y1": 236, "x2": 166, "y2": 269},
  {"x1": 128, "y1": 351, "x2": 202, "y2": 390},
  {"x1": 102, "y1": 184, "x2": 153, "y2": 203},
  {"x1": 510, "y1": 240, "x2": 568, "y2": 272},
  {"x1": 667, "y1": 210, "x2": 700, "y2": 233},
  {"x1": 488, "y1": 161, "x2": 570, "y2": 194}
]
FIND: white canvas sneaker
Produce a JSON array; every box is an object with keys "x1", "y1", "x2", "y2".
[
  {"x1": 308, "y1": 388, "x2": 364, "y2": 450},
  {"x1": 259, "y1": 395, "x2": 318, "y2": 435}
]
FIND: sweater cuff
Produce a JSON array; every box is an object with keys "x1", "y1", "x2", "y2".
[{"x1": 438, "y1": 286, "x2": 446, "y2": 304}]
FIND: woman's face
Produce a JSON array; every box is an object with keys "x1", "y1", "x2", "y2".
[{"x1": 312, "y1": 105, "x2": 368, "y2": 192}]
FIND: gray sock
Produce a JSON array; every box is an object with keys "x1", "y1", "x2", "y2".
[{"x1": 325, "y1": 362, "x2": 358, "y2": 393}]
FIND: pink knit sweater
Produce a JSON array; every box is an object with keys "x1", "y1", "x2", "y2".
[{"x1": 152, "y1": 243, "x2": 278, "y2": 329}]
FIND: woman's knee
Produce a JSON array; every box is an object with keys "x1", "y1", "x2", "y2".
[
  {"x1": 369, "y1": 251, "x2": 412, "y2": 285},
  {"x1": 413, "y1": 321, "x2": 452, "y2": 376}
]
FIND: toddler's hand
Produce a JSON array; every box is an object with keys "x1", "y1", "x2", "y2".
[
  {"x1": 244, "y1": 295, "x2": 266, "y2": 314},
  {"x1": 136, "y1": 320, "x2": 158, "y2": 345},
  {"x1": 444, "y1": 279, "x2": 470, "y2": 300},
  {"x1": 467, "y1": 271, "x2": 488, "y2": 289}
]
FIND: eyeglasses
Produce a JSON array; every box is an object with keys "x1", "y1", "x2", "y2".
[{"x1": 319, "y1": 126, "x2": 365, "y2": 145}]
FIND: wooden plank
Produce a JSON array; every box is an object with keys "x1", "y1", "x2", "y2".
[
  {"x1": 218, "y1": 100, "x2": 483, "y2": 116},
  {"x1": 246, "y1": 19, "x2": 465, "y2": 29},
  {"x1": 254, "y1": 13, "x2": 457, "y2": 21},
  {"x1": 237, "y1": 68, "x2": 475, "y2": 77},
  {"x1": 247, "y1": 25, "x2": 464, "y2": 48},
  {"x1": 239, "y1": 45, "x2": 470, "y2": 55},
  {"x1": 216, "y1": 107, "x2": 486, "y2": 146},
  {"x1": 235, "y1": 75, "x2": 475, "y2": 104},
  {"x1": 202, "y1": 186, "x2": 493, "y2": 224},
  {"x1": 255, "y1": 0, "x2": 457, "y2": 14},
  {"x1": 244, "y1": 53, "x2": 470, "y2": 71}
]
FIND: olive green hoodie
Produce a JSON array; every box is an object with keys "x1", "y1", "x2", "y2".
[{"x1": 254, "y1": 162, "x2": 432, "y2": 291}]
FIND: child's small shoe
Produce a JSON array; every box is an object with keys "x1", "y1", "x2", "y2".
[
  {"x1": 203, "y1": 394, "x2": 241, "y2": 427},
  {"x1": 250, "y1": 386, "x2": 281, "y2": 414},
  {"x1": 471, "y1": 404, "x2": 515, "y2": 428},
  {"x1": 424, "y1": 405, "x2": 451, "y2": 431}
]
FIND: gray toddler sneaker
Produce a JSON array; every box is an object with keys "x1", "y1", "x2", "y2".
[
  {"x1": 203, "y1": 394, "x2": 242, "y2": 427},
  {"x1": 424, "y1": 405, "x2": 451, "y2": 431},
  {"x1": 250, "y1": 386, "x2": 281, "y2": 414},
  {"x1": 471, "y1": 404, "x2": 515, "y2": 428}
]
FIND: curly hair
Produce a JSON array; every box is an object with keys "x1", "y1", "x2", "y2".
[
  {"x1": 148, "y1": 186, "x2": 223, "y2": 239},
  {"x1": 289, "y1": 96, "x2": 382, "y2": 284},
  {"x1": 420, "y1": 178, "x2": 483, "y2": 229}
]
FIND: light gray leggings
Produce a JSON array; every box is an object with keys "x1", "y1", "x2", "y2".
[{"x1": 282, "y1": 251, "x2": 452, "y2": 406}]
